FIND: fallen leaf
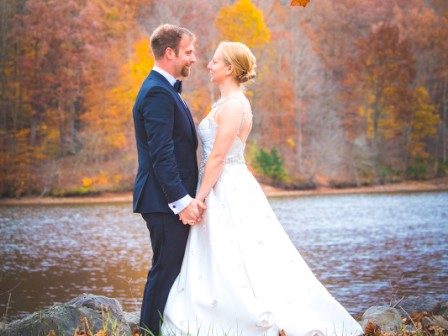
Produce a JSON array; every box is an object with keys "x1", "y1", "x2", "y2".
[
  {"x1": 409, "y1": 311, "x2": 429, "y2": 322},
  {"x1": 422, "y1": 315, "x2": 448, "y2": 331},
  {"x1": 290, "y1": 0, "x2": 310, "y2": 7},
  {"x1": 364, "y1": 320, "x2": 381, "y2": 336},
  {"x1": 73, "y1": 329, "x2": 87, "y2": 336}
]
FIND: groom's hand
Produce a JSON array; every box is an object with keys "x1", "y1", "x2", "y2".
[{"x1": 179, "y1": 199, "x2": 206, "y2": 225}]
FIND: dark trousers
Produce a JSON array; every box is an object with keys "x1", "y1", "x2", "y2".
[{"x1": 139, "y1": 212, "x2": 190, "y2": 336}]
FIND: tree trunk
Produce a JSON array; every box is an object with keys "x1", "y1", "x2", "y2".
[
  {"x1": 69, "y1": 98, "x2": 76, "y2": 154},
  {"x1": 442, "y1": 75, "x2": 447, "y2": 162},
  {"x1": 58, "y1": 95, "x2": 65, "y2": 156},
  {"x1": 0, "y1": 0, "x2": 7, "y2": 145}
]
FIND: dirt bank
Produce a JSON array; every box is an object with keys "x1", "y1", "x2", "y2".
[{"x1": 1, "y1": 177, "x2": 447, "y2": 206}]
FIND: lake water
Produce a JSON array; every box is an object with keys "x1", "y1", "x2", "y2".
[{"x1": 0, "y1": 191, "x2": 447, "y2": 322}]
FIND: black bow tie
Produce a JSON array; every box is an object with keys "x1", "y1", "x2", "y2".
[{"x1": 174, "y1": 80, "x2": 182, "y2": 94}]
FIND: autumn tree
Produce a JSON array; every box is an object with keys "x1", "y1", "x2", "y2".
[
  {"x1": 1, "y1": 0, "x2": 96, "y2": 195},
  {"x1": 2, "y1": 0, "x2": 447, "y2": 195},
  {"x1": 80, "y1": 36, "x2": 152, "y2": 177},
  {"x1": 74, "y1": 0, "x2": 152, "y2": 192},
  {"x1": 0, "y1": 0, "x2": 151, "y2": 196},
  {"x1": 393, "y1": 2, "x2": 448, "y2": 163},
  {"x1": 252, "y1": 1, "x2": 297, "y2": 173},
  {"x1": 215, "y1": 0, "x2": 270, "y2": 49},
  {"x1": 0, "y1": 0, "x2": 22, "y2": 194},
  {"x1": 346, "y1": 22, "x2": 441, "y2": 180},
  {"x1": 213, "y1": 0, "x2": 271, "y2": 109}
]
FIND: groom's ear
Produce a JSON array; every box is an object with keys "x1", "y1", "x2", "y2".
[{"x1": 165, "y1": 47, "x2": 175, "y2": 60}]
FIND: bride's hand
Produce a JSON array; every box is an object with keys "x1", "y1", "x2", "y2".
[
  {"x1": 179, "y1": 199, "x2": 206, "y2": 225},
  {"x1": 189, "y1": 199, "x2": 206, "y2": 225}
]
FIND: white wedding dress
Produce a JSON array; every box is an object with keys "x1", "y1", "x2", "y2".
[{"x1": 162, "y1": 99, "x2": 363, "y2": 336}]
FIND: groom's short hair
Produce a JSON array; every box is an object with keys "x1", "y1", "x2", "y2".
[{"x1": 150, "y1": 24, "x2": 195, "y2": 60}]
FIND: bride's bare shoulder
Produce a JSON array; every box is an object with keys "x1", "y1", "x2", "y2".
[{"x1": 222, "y1": 96, "x2": 251, "y2": 114}]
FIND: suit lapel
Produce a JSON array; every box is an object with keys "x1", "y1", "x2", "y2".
[
  {"x1": 173, "y1": 93, "x2": 198, "y2": 146},
  {"x1": 150, "y1": 71, "x2": 198, "y2": 147}
]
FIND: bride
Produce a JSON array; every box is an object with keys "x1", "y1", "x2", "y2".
[{"x1": 161, "y1": 42, "x2": 363, "y2": 336}]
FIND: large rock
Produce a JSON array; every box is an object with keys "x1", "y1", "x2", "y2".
[
  {"x1": 397, "y1": 295, "x2": 442, "y2": 317},
  {"x1": 359, "y1": 306, "x2": 402, "y2": 333},
  {"x1": 0, "y1": 294, "x2": 134, "y2": 336},
  {"x1": 422, "y1": 315, "x2": 448, "y2": 331},
  {"x1": 67, "y1": 293, "x2": 125, "y2": 320},
  {"x1": 123, "y1": 311, "x2": 141, "y2": 332},
  {"x1": 441, "y1": 301, "x2": 448, "y2": 319}
]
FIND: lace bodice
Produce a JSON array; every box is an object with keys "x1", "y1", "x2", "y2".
[{"x1": 198, "y1": 97, "x2": 247, "y2": 183}]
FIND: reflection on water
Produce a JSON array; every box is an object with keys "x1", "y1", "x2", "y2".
[
  {"x1": 0, "y1": 192, "x2": 447, "y2": 321},
  {"x1": 270, "y1": 192, "x2": 448, "y2": 313}
]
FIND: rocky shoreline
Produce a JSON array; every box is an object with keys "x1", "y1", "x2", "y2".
[
  {"x1": 1, "y1": 294, "x2": 447, "y2": 336},
  {"x1": 1, "y1": 177, "x2": 448, "y2": 206}
]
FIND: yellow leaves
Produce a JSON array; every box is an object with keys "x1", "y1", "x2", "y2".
[
  {"x1": 378, "y1": 87, "x2": 439, "y2": 159},
  {"x1": 106, "y1": 7, "x2": 120, "y2": 21},
  {"x1": 82, "y1": 34, "x2": 150, "y2": 157},
  {"x1": 128, "y1": 38, "x2": 154, "y2": 86},
  {"x1": 113, "y1": 174, "x2": 122, "y2": 184},
  {"x1": 81, "y1": 173, "x2": 109, "y2": 189},
  {"x1": 216, "y1": 0, "x2": 270, "y2": 49},
  {"x1": 407, "y1": 87, "x2": 441, "y2": 158},
  {"x1": 290, "y1": 0, "x2": 310, "y2": 7},
  {"x1": 82, "y1": 177, "x2": 93, "y2": 188},
  {"x1": 188, "y1": 89, "x2": 211, "y2": 121},
  {"x1": 356, "y1": 84, "x2": 439, "y2": 160},
  {"x1": 110, "y1": 133, "x2": 127, "y2": 150},
  {"x1": 286, "y1": 137, "x2": 296, "y2": 147},
  {"x1": 412, "y1": 87, "x2": 440, "y2": 137}
]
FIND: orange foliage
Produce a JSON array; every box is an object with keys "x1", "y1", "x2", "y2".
[
  {"x1": 290, "y1": 0, "x2": 310, "y2": 7},
  {"x1": 1, "y1": 0, "x2": 446, "y2": 195},
  {"x1": 82, "y1": 36, "x2": 152, "y2": 154}
]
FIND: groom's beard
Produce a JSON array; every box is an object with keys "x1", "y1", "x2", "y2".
[{"x1": 181, "y1": 65, "x2": 191, "y2": 77}]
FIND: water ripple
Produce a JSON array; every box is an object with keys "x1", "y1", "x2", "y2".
[{"x1": 0, "y1": 192, "x2": 447, "y2": 321}]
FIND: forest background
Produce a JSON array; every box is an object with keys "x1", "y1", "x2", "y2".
[{"x1": 1, "y1": 0, "x2": 447, "y2": 198}]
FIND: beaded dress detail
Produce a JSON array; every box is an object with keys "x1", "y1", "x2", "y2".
[{"x1": 162, "y1": 98, "x2": 363, "y2": 336}]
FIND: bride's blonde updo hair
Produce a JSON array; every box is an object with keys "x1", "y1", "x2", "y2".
[{"x1": 218, "y1": 42, "x2": 256, "y2": 84}]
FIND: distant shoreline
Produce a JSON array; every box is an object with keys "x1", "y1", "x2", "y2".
[{"x1": 1, "y1": 177, "x2": 447, "y2": 206}]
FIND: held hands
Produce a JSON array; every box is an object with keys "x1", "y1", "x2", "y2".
[{"x1": 179, "y1": 198, "x2": 206, "y2": 225}]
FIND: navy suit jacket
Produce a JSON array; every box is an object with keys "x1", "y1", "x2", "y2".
[{"x1": 133, "y1": 70, "x2": 198, "y2": 214}]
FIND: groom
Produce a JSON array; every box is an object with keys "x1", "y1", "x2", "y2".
[{"x1": 132, "y1": 24, "x2": 205, "y2": 335}]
